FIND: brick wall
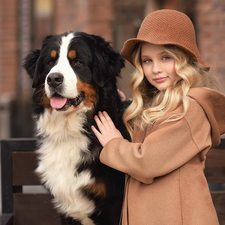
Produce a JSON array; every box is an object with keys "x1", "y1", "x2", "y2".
[
  {"x1": 196, "y1": 0, "x2": 225, "y2": 94},
  {"x1": 0, "y1": 0, "x2": 18, "y2": 99},
  {"x1": 53, "y1": 0, "x2": 114, "y2": 42},
  {"x1": 112, "y1": 0, "x2": 144, "y2": 97}
]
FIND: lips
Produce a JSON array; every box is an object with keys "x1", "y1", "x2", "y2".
[
  {"x1": 154, "y1": 77, "x2": 167, "y2": 83},
  {"x1": 50, "y1": 93, "x2": 85, "y2": 110}
]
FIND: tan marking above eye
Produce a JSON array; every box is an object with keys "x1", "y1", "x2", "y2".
[
  {"x1": 68, "y1": 50, "x2": 77, "y2": 60},
  {"x1": 51, "y1": 50, "x2": 57, "y2": 59}
]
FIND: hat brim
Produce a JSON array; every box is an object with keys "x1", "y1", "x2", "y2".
[
  {"x1": 121, "y1": 38, "x2": 210, "y2": 70},
  {"x1": 120, "y1": 38, "x2": 145, "y2": 66}
]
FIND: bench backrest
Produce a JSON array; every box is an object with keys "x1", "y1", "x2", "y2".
[{"x1": 1, "y1": 139, "x2": 60, "y2": 225}]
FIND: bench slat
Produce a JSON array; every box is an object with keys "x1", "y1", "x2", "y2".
[
  {"x1": 205, "y1": 147, "x2": 225, "y2": 183},
  {"x1": 13, "y1": 193, "x2": 60, "y2": 225},
  {"x1": 205, "y1": 167, "x2": 225, "y2": 183},
  {"x1": 12, "y1": 152, "x2": 40, "y2": 186},
  {"x1": 206, "y1": 148, "x2": 225, "y2": 168}
]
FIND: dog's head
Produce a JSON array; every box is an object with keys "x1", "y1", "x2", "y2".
[{"x1": 24, "y1": 32, "x2": 125, "y2": 113}]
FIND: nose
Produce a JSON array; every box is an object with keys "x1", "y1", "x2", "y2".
[
  {"x1": 47, "y1": 73, "x2": 64, "y2": 88},
  {"x1": 152, "y1": 61, "x2": 161, "y2": 74}
]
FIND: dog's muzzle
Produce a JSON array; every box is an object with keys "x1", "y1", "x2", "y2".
[{"x1": 46, "y1": 73, "x2": 85, "y2": 110}]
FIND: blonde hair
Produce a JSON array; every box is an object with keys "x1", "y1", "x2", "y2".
[{"x1": 123, "y1": 43, "x2": 217, "y2": 139}]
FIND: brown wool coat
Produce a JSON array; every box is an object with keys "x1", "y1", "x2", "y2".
[{"x1": 100, "y1": 88, "x2": 225, "y2": 225}]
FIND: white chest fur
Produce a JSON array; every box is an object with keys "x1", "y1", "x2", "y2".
[{"x1": 35, "y1": 108, "x2": 96, "y2": 225}]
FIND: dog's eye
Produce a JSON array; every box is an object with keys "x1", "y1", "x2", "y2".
[
  {"x1": 74, "y1": 61, "x2": 82, "y2": 67},
  {"x1": 48, "y1": 61, "x2": 54, "y2": 66}
]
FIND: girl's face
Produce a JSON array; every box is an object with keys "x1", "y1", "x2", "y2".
[{"x1": 141, "y1": 43, "x2": 180, "y2": 91}]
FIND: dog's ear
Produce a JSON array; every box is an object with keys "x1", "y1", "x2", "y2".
[
  {"x1": 23, "y1": 35, "x2": 54, "y2": 88},
  {"x1": 91, "y1": 35, "x2": 125, "y2": 87},
  {"x1": 23, "y1": 49, "x2": 40, "y2": 88}
]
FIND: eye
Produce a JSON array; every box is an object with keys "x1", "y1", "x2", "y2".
[
  {"x1": 74, "y1": 60, "x2": 83, "y2": 67},
  {"x1": 142, "y1": 58, "x2": 152, "y2": 63},
  {"x1": 47, "y1": 59, "x2": 55, "y2": 66},
  {"x1": 162, "y1": 56, "x2": 171, "y2": 60},
  {"x1": 48, "y1": 61, "x2": 54, "y2": 66}
]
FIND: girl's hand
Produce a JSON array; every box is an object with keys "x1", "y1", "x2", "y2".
[
  {"x1": 91, "y1": 111, "x2": 123, "y2": 147},
  {"x1": 118, "y1": 89, "x2": 127, "y2": 102},
  {"x1": 118, "y1": 89, "x2": 132, "y2": 102}
]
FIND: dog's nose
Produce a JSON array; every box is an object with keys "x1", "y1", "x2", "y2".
[{"x1": 47, "y1": 73, "x2": 64, "y2": 88}]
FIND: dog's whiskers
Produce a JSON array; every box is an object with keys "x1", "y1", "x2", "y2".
[
  {"x1": 39, "y1": 93, "x2": 47, "y2": 104},
  {"x1": 33, "y1": 84, "x2": 45, "y2": 96},
  {"x1": 33, "y1": 84, "x2": 49, "y2": 104}
]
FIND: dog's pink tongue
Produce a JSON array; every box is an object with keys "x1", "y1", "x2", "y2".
[{"x1": 50, "y1": 96, "x2": 67, "y2": 109}]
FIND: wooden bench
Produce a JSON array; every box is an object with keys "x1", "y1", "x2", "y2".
[
  {"x1": 1, "y1": 139, "x2": 60, "y2": 225},
  {"x1": 1, "y1": 138, "x2": 225, "y2": 225}
]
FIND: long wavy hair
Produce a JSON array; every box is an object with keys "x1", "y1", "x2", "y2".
[{"x1": 123, "y1": 43, "x2": 218, "y2": 139}]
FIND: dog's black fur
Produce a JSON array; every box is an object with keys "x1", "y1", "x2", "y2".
[{"x1": 24, "y1": 32, "x2": 129, "y2": 225}]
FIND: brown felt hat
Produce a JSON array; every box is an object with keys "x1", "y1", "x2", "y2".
[{"x1": 121, "y1": 9, "x2": 210, "y2": 70}]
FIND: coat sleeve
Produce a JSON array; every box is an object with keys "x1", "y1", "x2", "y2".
[{"x1": 100, "y1": 105, "x2": 212, "y2": 184}]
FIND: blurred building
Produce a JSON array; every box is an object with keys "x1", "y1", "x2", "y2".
[{"x1": 0, "y1": 0, "x2": 225, "y2": 138}]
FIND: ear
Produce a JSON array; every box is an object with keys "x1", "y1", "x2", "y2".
[
  {"x1": 23, "y1": 35, "x2": 54, "y2": 88},
  {"x1": 91, "y1": 35, "x2": 125, "y2": 87},
  {"x1": 23, "y1": 49, "x2": 40, "y2": 88}
]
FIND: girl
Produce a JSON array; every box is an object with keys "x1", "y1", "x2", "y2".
[{"x1": 92, "y1": 9, "x2": 225, "y2": 225}]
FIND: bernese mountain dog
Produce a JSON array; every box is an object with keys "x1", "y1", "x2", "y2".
[{"x1": 23, "y1": 32, "x2": 129, "y2": 225}]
